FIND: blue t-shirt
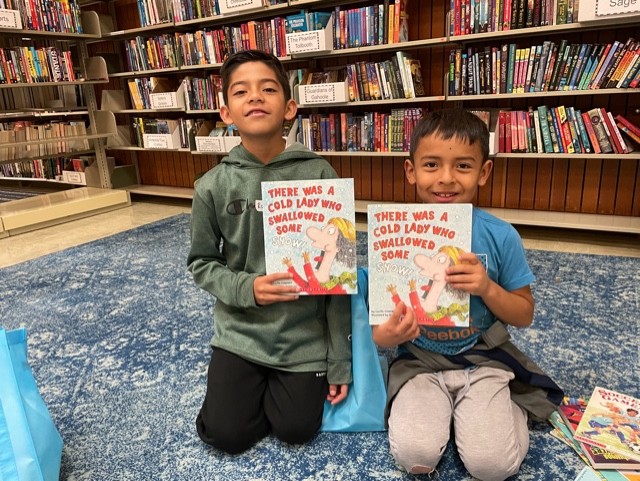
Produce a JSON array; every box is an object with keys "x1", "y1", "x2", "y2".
[{"x1": 406, "y1": 207, "x2": 535, "y2": 355}]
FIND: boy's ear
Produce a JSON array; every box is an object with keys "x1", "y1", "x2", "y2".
[
  {"x1": 404, "y1": 159, "x2": 416, "y2": 184},
  {"x1": 220, "y1": 104, "x2": 234, "y2": 126},
  {"x1": 284, "y1": 99, "x2": 298, "y2": 121},
  {"x1": 478, "y1": 159, "x2": 493, "y2": 187}
]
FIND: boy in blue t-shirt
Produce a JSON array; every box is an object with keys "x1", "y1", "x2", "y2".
[{"x1": 372, "y1": 109, "x2": 559, "y2": 481}]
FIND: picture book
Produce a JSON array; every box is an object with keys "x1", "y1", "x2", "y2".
[
  {"x1": 574, "y1": 387, "x2": 640, "y2": 463},
  {"x1": 558, "y1": 396, "x2": 640, "y2": 470},
  {"x1": 367, "y1": 203, "x2": 472, "y2": 325},
  {"x1": 261, "y1": 178, "x2": 356, "y2": 295}
]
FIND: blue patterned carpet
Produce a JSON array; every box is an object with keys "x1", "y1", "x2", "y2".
[{"x1": 1, "y1": 214, "x2": 638, "y2": 481}]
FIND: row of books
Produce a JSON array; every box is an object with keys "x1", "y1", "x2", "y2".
[
  {"x1": 0, "y1": 81, "x2": 81, "y2": 111},
  {"x1": 498, "y1": 106, "x2": 639, "y2": 155},
  {"x1": 171, "y1": 0, "x2": 284, "y2": 24},
  {"x1": 284, "y1": 10, "x2": 332, "y2": 33},
  {"x1": 0, "y1": 46, "x2": 75, "y2": 84},
  {"x1": 548, "y1": 387, "x2": 639, "y2": 477},
  {"x1": 297, "y1": 108, "x2": 424, "y2": 153},
  {"x1": 350, "y1": 53, "x2": 423, "y2": 101},
  {"x1": 450, "y1": 0, "x2": 578, "y2": 36},
  {"x1": 175, "y1": 19, "x2": 289, "y2": 67},
  {"x1": 0, "y1": 121, "x2": 89, "y2": 161},
  {"x1": 136, "y1": 0, "x2": 173, "y2": 27},
  {"x1": 0, "y1": 157, "x2": 65, "y2": 180},
  {"x1": 125, "y1": 35, "x2": 179, "y2": 73},
  {"x1": 131, "y1": 116, "x2": 192, "y2": 149},
  {"x1": 183, "y1": 75, "x2": 222, "y2": 111},
  {"x1": 448, "y1": 37, "x2": 640, "y2": 96},
  {"x1": 297, "y1": 53, "x2": 424, "y2": 102},
  {"x1": 329, "y1": 3, "x2": 409, "y2": 50},
  {"x1": 1, "y1": 0, "x2": 83, "y2": 33}
]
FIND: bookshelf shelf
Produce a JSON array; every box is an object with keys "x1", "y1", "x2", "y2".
[
  {"x1": 0, "y1": 149, "x2": 99, "y2": 166},
  {"x1": 0, "y1": 27, "x2": 101, "y2": 39},
  {"x1": 0, "y1": 110, "x2": 89, "y2": 120},
  {"x1": 448, "y1": 16, "x2": 640, "y2": 44},
  {"x1": 495, "y1": 152, "x2": 640, "y2": 159},
  {"x1": 298, "y1": 96, "x2": 446, "y2": 109},
  {"x1": 447, "y1": 88, "x2": 640, "y2": 101},
  {"x1": 0, "y1": 79, "x2": 108, "y2": 89}
]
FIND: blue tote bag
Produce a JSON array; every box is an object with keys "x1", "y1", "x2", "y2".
[
  {"x1": 321, "y1": 268, "x2": 387, "y2": 432},
  {"x1": 0, "y1": 328, "x2": 63, "y2": 481}
]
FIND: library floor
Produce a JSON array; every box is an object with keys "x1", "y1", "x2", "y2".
[{"x1": 0, "y1": 196, "x2": 639, "y2": 268}]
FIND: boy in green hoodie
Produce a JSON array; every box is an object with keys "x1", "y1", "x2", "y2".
[{"x1": 187, "y1": 50, "x2": 352, "y2": 455}]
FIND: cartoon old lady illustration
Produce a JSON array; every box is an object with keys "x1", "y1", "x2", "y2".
[
  {"x1": 283, "y1": 217, "x2": 357, "y2": 294},
  {"x1": 388, "y1": 245, "x2": 469, "y2": 326}
]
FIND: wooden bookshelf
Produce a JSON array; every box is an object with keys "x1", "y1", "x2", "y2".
[{"x1": 83, "y1": 0, "x2": 639, "y2": 230}]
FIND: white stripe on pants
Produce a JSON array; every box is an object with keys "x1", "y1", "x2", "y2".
[{"x1": 388, "y1": 366, "x2": 529, "y2": 481}]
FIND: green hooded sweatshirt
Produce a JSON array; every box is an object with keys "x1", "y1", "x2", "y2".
[{"x1": 188, "y1": 142, "x2": 352, "y2": 385}]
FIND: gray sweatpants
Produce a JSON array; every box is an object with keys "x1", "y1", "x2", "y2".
[{"x1": 388, "y1": 366, "x2": 529, "y2": 481}]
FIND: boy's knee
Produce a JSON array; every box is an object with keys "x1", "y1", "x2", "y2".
[
  {"x1": 462, "y1": 451, "x2": 522, "y2": 481},
  {"x1": 271, "y1": 418, "x2": 320, "y2": 445},
  {"x1": 196, "y1": 411, "x2": 265, "y2": 454},
  {"x1": 389, "y1": 433, "x2": 442, "y2": 475}
]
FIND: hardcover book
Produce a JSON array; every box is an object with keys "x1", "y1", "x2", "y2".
[
  {"x1": 261, "y1": 178, "x2": 357, "y2": 295},
  {"x1": 574, "y1": 386, "x2": 640, "y2": 463},
  {"x1": 367, "y1": 203, "x2": 472, "y2": 326},
  {"x1": 558, "y1": 397, "x2": 640, "y2": 471}
]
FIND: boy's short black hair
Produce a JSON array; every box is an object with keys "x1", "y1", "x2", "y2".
[
  {"x1": 220, "y1": 50, "x2": 291, "y2": 106},
  {"x1": 409, "y1": 109, "x2": 490, "y2": 162}
]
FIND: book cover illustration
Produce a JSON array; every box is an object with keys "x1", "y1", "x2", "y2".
[
  {"x1": 367, "y1": 203, "x2": 472, "y2": 326},
  {"x1": 574, "y1": 386, "x2": 640, "y2": 463},
  {"x1": 261, "y1": 178, "x2": 356, "y2": 295},
  {"x1": 559, "y1": 397, "x2": 640, "y2": 470}
]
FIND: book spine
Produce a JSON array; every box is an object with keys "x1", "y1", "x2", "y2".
[
  {"x1": 587, "y1": 108, "x2": 613, "y2": 153},
  {"x1": 581, "y1": 111, "x2": 602, "y2": 154},
  {"x1": 614, "y1": 114, "x2": 640, "y2": 137},
  {"x1": 601, "y1": 108, "x2": 627, "y2": 153},
  {"x1": 537, "y1": 105, "x2": 554, "y2": 153},
  {"x1": 573, "y1": 109, "x2": 592, "y2": 153}
]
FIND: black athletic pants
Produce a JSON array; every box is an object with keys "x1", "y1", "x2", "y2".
[{"x1": 196, "y1": 348, "x2": 329, "y2": 454}]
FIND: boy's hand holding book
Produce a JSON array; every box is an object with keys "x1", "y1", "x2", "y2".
[
  {"x1": 372, "y1": 301, "x2": 420, "y2": 348},
  {"x1": 253, "y1": 273, "x2": 300, "y2": 306}
]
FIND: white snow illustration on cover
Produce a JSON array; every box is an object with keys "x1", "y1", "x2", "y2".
[
  {"x1": 262, "y1": 178, "x2": 357, "y2": 295},
  {"x1": 368, "y1": 203, "x2": 472, "y2": 325}
]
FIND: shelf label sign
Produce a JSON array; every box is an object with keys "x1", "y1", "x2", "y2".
[
  {"x1": 218, "y1": 0, "x2": 261, "y2": 13},
  {"x1": 596, "y1": 0, "x2": 640, "y2": 16},
  {"x1": 287, "y1": 31, "x2": 322, "y2": 54},
  {"x1": 300, "y1": 83, "x2": 348, "y2": 104},
  {"x1": 0, "y1": 9, "x2": 22, "y2": 29},
  {"x1": 145, "y1": 134, "x2": 169, "y2": 149},
  {"x1": 196, "y1": 137, "x2": 224, "y2": 152},
  {"x1": 150, "y1": 92, "x2": 178, "y2": 109}
]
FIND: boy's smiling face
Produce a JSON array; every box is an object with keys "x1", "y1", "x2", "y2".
[
  {"x1": 405, "y1": 132, "x2": 493, "y2": 205},
  {"x1": 220, "y1": 61, "x2": 297, "y2": 141}
]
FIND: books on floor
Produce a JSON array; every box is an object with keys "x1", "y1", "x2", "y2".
[
  {"x1": 549, "y1": 389, "x2": 640, "y2": 479},
  {"x1": 574, "y1": 387, "x2": 640, "y2": 464}
]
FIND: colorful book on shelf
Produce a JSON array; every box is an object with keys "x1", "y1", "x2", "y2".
[
  {"x1": 586, "y1": 108, "x2": 614, "y2": 154},
  {"x1": 574, "y1": 387, "x2": 640, "y2": 464},
  {"x1": 614, "y1": 115, "x2": 640, "y2": 141},
  {"x1": 367, "y1": 203, "x2": 472, "y2": 326},
  {"x1": 261, "y1": 178, "x2": 356, "y2": 296}
]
